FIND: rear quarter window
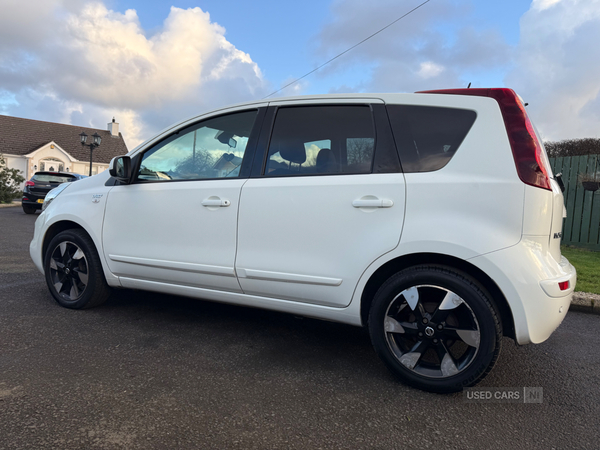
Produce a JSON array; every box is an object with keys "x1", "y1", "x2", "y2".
[{"x1": 386, "y1": 105, "x2": 476, "y2": 172}]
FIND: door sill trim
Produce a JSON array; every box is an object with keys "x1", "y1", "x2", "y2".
[
  {"x1": 236, "y1": 268, "x2": 342, "y2": 286},
  {"x1": 108, "y1": 254, "x2": 235, "y2": 277}
]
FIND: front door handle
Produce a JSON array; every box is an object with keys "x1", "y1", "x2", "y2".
[
  {"x1": 201, "y1": 197, "x2": 231, "y2": 207},
  {"x1": 352, "y1": 197, "x2": 394, "y2": 208}
]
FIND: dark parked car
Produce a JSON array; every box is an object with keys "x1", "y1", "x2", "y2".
[{"x1": 22, "y1": 172, "x2": 86, "y2": 214}]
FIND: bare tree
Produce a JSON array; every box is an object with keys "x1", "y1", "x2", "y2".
[
  {"x1": 175, "y1": 149, "x2": 216, "y2": 179},
  {"x1": 347, "y1": 138, "x2": 374, "y2": 165}
]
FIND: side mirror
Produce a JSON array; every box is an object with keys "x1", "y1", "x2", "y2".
[{"x1": 109, "y1": 156, "x2": 132, "y2": 183}]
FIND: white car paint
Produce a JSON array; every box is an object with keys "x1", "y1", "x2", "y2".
[
  {"x1": 30, "y1": 92, "x2": 576, "y2": 347},
  {"x1": 103, "y1": 179, "x2": 246, "y2": 293},
  {"x1": 236, "y1": 172, "x2": 406, "y2": 307}
]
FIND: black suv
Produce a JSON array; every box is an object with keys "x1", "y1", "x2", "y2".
[{"x1": 22, "y1": 172, "x2": 86, "y2": 214}]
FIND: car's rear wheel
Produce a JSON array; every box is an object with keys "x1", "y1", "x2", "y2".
[
  {"x1": 44, "y1": 229, "x2": 110, "y2": 309},
  {"x1": 22, "y1": 204, "x2": 36, "y2": 214},
  {"x1": 368, "y1": 265, "x2": 501, "y2": 393}
]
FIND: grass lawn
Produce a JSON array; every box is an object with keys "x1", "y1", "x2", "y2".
[{"x1": 561, "y1": 246, "x2": 600, "y2": 295}]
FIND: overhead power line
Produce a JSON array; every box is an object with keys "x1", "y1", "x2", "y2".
[{"x1": 262, "y1": 0, "x2": 432, "y2": 99}]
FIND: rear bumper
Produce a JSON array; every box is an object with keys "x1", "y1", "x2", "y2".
[
  {"x1": 22, "y1": 192, "x2": 46, "y2": 209},
  {"x1": 469, "y1": 236, "x2": 576, "y2": 345},
  {"x1": 22, "y1": 199, "x2": 43, "y2": 209}
]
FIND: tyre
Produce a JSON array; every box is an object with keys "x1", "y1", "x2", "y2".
[
  {"x1": 22, "y1": 204, "x2": 36, "y2": 214},
  {"x1": 368, "y1": 265, "x2": 502, "y2": 393},
  {"x1": 44, "y1": 229, "x2": 110, "y2": 309}
]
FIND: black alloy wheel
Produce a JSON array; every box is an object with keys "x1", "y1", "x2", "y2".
[
  {"x1": 44, "y1": 229, "x2": 110, "y2": 309},
  {"x1": 369, "y1": 265, "x2": 502, "y2": 393}
]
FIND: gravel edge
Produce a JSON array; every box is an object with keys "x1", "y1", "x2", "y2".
[
  {"x1": 0, "y1": 201, "x2": 20, "y2": 208},
  {"x1": 570, "y1": 291, "x2": 600, "y2": 315}
]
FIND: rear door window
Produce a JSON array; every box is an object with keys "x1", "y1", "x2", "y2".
[
  {"x1": 386, "y1": 105, "x2": 476, "y2": 172},
  {"x1": 264, "y1": 106, "x2": 375, "y2": 176}
]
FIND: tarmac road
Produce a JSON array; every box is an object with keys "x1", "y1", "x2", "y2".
[{"x1": 1, "y1": 206, "x2": 599, "y2": 449}]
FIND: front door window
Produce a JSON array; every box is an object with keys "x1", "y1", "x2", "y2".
[{"x1": 137, "y1": 110, "x2": 257, "y2": 182}]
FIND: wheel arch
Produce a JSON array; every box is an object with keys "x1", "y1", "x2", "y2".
[
  {"x1": 359, "y1": 252, "x2": 516, "y2": 340},
  {"x1": 42, "y1": 220, "x2": 112, "y2": 309},
  {"x1": 42, "y1": 220, "x2": 87, "y2": 263}
]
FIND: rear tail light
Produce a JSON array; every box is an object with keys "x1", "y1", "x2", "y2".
[
  {"x1": 558, "y1": 281, "x2": 570, "y2": 291},
  {"x1": 25, "y1": 181, "x2": 35, "y2": 186},
  {"x1": 417, "y1": 88, "x2": 552, "y2": 191}
]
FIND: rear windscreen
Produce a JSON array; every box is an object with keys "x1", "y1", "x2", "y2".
[
  {"x1": 32, "y1": 174, "x2": 76, "y2": 183},
  {"x1": 386, "y1": 105, "x2": 476, "y2": 172}
]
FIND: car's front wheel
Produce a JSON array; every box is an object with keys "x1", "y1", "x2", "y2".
[
  {"x1": 44, "y1": 229, "x2": 110, "y2": 309},
  {"x1": 368, "y1": 265, "x2": 502, "y2": 393}
]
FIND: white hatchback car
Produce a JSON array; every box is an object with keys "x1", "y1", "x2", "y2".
[{"x1": 30, "y1": 88, "x2": 576, "y2": 393}]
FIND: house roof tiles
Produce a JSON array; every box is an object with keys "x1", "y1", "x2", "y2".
[{"x1": 0, "y1": 114, "x2": 128, "y2": 163}]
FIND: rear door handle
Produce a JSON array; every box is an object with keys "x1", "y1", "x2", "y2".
[
  {"x1": 352, "y1": 197, "x2": 393, "y2": 208},
  {"x1": 201, "y1": 197, "x2": 231, "y2": 207}
]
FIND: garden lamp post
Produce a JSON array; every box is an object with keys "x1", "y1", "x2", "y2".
[{"x1": 79, "y1": 132, "x2": 102, "y2": 176}]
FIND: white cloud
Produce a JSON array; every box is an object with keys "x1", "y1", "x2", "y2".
[
  {"x1": 314, "y1": 0, "x2": 600, "y2": 141},
  {"x1": 506, "y1": 0, "x2": 600, "y2": 140},
  {"x1": 313, "y1": 0, "x2": 510, "y2": 93},
  {"x1": 271, "y1": 76, "x2": 310, "y2": 98},
  {"x1": 417, "y1": 62, "x2": 445, "y2": 79},
  {"x1": 0, "y1": 1, "x2": 269, "y2": 148},
  {"x1": 531, "y1": 0, "x2": 562, "y2": 11}
]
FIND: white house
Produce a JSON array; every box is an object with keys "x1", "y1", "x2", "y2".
[{"x1": 1, "y1": 115, "x2": 128, "y2": 188}]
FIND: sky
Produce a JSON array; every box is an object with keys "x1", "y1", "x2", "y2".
[{"x1": 1, "y1": 0, "x2": 599, "y2": 150}]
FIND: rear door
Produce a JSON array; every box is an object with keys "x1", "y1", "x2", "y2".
[{"x1": 235, "y1": 100, "x2": 406, "y2": 307}]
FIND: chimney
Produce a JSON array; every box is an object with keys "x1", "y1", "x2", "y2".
[{"x1": 107, "y1": 117, "x2": 119, "y2": 137}]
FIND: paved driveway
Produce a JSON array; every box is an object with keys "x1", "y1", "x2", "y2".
[{"x1": 1, "y1": 207, "x2": 599, "y2": 449}]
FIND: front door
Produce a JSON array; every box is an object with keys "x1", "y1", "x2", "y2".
[{"x1": 103, "y1": 109, "x2": 261, "y2": 292}]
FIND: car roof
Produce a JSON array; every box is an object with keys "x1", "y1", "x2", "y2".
[{"x1": 128, "y1": 90, "x2": 500, "y2": 156}]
